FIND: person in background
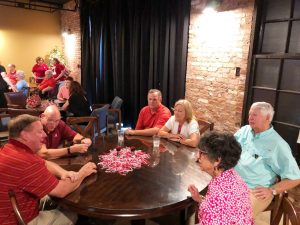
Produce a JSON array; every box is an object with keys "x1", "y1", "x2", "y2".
[
  {"x1": 6, "y1": 64, "x2": 17, "y2": 85},
  {"x1": 188, "y1": 132, "x2": 253, "y2": 225},
  {"x1": 52, "y1": 58, "x2": 67, "y2": 83},
  {"x1": 62, "y1": 81, "x2": 91, "y2": 117},
  {"x1": 15, "y1": 70, "x2": 29, "y2": 93},
  {"x1": 32, "y1": 56, "x2": 49, "y2": 84},
  {"x1": 158, "y1": 99, "x2": 200, "y2": 147},
  {"x1": 37, "y1": 70, "x2": 56, "y2": 97},
  {"x1": 234, "y1": 102, "x2": 300, "y2": 221},
  {"x1": 1, "y1": 71, "x2": 17, "y2": 92},
  {"x1": 125, "y1": 89, "x2": 171, "y2": 136},
  {"x1": 0, "y1": 114, "x2": 97, "y2": 225},
  {"x1": 38, "y1": 105, "x2": 92, "y2": 159},
  {"x1": 57, "y1": 76, "x2": 73, "y2": 102}
]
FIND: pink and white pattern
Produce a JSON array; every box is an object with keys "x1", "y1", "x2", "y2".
[
  {"x1": 98, "y1": 146, "x2": 150, "y2": 175},
  {"x1": 199, "y1": 169, "x2": 254, "y2": 225}
]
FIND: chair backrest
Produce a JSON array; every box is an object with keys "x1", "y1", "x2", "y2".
[
  {"x1": 91, "y1": 104, "x2": 109, "y2": 133},
  {"x1": 4, "y1": 91, "x2": 27, "y2": 109},
  {"x1": 66, "y1": 116, "x2": 98, "y2": 140},
  {"x1": 111, "y1": 96, "x2": 123, "y2": 109},
  {"x1": 8, "y1": 190, "x2": 27, "y2": 225},
  {"x1": 0, "y1": 113, "x2": 11, "y2": 145},
  {"x1": 7, "y1": 108, "x2": 41, "y2": 118},
  {"x1": 197, "y1": 118, "x2": 214, "y2": 134},
  {"x1": 281, "y1": 193, "x2": 300, "y2": 225}
]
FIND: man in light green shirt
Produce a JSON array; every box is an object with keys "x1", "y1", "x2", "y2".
[{"x1": 234, "y1": 102, "x2": 300, "y2": 219}]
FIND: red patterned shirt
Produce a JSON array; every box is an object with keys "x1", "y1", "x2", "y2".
[
  {"x1": 0, "y1": 139, "x2": 58, "y2": 224},
  {"x1": 199, "y1": 169, "x2": 253, "y2": 225},
  {"x1": 135, "y1": 104, "x2": 171, "y2": 129}
]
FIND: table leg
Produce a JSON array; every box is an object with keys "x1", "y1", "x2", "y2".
[
  {"x1": 180, "y1": 205, "x2": 196, "y2": 225},
  {"x1": 131, "y1": 219, "x2": 145, "y2": 225}
]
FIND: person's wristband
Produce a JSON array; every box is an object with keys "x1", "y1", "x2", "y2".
[{"x1": 67, "y1": 147, "x2": 71, "y2": 155}]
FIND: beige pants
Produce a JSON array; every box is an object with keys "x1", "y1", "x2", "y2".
[
  {"x1": 28, "y1": 207, "x2": 77, "y2": 225},
  {"x1": 250, "y1": 190, "x2": 273, "y2": 223}
]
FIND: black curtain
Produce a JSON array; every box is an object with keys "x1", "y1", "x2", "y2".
[{"x1": 80, "y1": 0, "x2": 191, "y2": 127}]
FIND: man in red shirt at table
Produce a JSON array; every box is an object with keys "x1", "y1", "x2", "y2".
[
  {"x1": 37, "y1": 105, "x2": 92, "y2": 159},
  {"x1": 0, "y1": 114, "x2": 97, "y2": 225},
  {"x1": 125, "y1": 89, "x2": 171, "y2": 136}
]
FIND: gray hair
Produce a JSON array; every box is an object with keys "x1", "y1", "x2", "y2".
[
  {"x1": 9, "y1": 114, "x2": 40, "y2": 138},
  {"x1": 251, "y1": 102, "x2": 275, "y2": 121},
  {"x1": 8, "y1": 64, "x2": 16, "y2": 68},
  {"x1": 45, "y1": 70, "x2": 53, "y2": 77},
  {"x1": 148, "y1": 89, "x2": 162, "y2": 99},
  {"x1": 16, "y1": 70, "x2": 25, "y2": 79}
]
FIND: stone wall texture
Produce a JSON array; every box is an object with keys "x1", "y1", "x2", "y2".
[
  {"x1": 60, "y1": 1, "x2": 81, "y2": 81},
  {"x1": 186, "y1": 0, "x2": 255, "y2": 132}
]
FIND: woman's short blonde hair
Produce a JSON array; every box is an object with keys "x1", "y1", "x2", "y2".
[{"x1": 174, "y1": 99, "x2": 195, "y2": 123}]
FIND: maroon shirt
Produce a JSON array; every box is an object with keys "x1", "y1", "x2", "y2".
[{"x1": 42, "y1": 120, "x2": 76, "y2": 148}]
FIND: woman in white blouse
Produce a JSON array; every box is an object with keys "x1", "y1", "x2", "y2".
[{"x1": 158, "y1": 99, "x2": 200, "y2": 147}]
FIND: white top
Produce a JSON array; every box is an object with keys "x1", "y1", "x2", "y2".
[{"x1": 165, "y1": 116, "x2": 199, "y2": 138}]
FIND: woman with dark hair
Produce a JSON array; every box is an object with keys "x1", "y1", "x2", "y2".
[
  {"x1": 188, "y1": 132, "x2": 253, "y2": 225},
  {"x1": 62, "y1": 81, "x2": 91, "y2": 116}
]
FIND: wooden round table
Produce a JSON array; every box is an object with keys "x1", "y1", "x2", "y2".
[{"x1": 51, "y1": 135, "x2": 211, "y2": 223}]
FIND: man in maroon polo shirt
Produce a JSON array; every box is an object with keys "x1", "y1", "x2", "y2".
[
  {"x1": 0, "y1": 114, "x2": 97, "y2": 225},
  {"x1": 37, "y1": 105, "x2": 92, "y2": 159},
  {"x1": 125, "y1": 89, "x2": 171, "y2": 136}
]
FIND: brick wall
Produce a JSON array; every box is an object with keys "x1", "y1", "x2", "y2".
[
  {"x1": 60, "y1": 0, "x2": 255, "y2": 132},
  {"x1": 60, "y1": 1, "x2": 81, "y2": 81},
  {"x1": 186, "y1": 0, "x2": 255, "y2": 132}
]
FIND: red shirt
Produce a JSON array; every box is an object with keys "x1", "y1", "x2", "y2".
[
  {"x1": 32, "y1": 63, "x2": 49, "y2": 84},
  {"x1": 53, "y1": 63, "x2": 66, "y2": 82},
  {"x1": 42, "y1": 120, "x2": 77, "y2": 148},
  {"x1": 0, "y1": 139, "x2": 58, "y2": 225},
  {"x1": 38, "y1": 77, "x2": 56, "y2": 91},
  {"x1": 135, "y1": 104, "x2": 171, "y2": 129},
  {"x1": 7, "y1": 71, "x2": 17, "y2": 85}
]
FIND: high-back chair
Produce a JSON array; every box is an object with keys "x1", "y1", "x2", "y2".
[
  {"x1": 4, "y1": 91, "x2": 28, "y2": 109},
  {"x1": 197, "y1": 118, "x2": 214, "y2": 134},
  {"x1": 8, "y1": 190, "x2": 27, "y2": 225},
  {"x1": 0, "y1": 113, "x2": 11, "y2": 145},
  {"x1": 66, "y1": 116, "x2": 98, "y2": 141},
  {"x1": 281, "y1": 193, "x2": 300, "y2": 225},
  {"x1": 91, "y1": 104, "x2": 109, "y2": 135}
]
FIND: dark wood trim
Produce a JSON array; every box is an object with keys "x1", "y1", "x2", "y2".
[{"x1": 273, "y1": 121, "x2": 300, "y2": 129}]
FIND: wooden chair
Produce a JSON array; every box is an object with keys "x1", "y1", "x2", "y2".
[
  {"x1": 8, "y1": 190, "x2": 26, "y2": 225},
  {"x1": 262, "y1": 192, "x2": 284, "y2": 224},
  {"x1": 281, "y1": 193, "x2": 300, "y2": 225},
  {"x1": 66, "y1": 116, "x2": 98, "y2": 140},
  {"x1": 197, "y1": 118, "x2": 214, "y2": 134}
]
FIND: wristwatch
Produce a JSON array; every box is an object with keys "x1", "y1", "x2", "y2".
[{"x1": 271, "y1": 187, "x2": 277, "y2": 196}]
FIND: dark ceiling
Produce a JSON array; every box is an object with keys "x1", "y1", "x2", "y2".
[{"x1": 0, "y1": 0, "x2": 77, "y2": 12}]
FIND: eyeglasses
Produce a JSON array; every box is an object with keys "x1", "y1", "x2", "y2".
[{"x1": 196, "y1": 149, "x2": 208, "y2": 162}]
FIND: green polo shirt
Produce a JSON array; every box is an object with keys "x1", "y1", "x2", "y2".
[{"x1": 234, "y1": 125, "x2": 300, "y2": 189}]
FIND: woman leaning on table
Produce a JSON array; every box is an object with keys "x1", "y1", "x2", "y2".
[
  {"x1": 158, "y1": 99, "x2": 200, "y2": 147},
  {"x1": 188, "y1": 132, "x2": 253, "y2": 225}
]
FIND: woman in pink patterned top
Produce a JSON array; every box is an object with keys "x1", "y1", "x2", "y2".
[{"x1": 188, "y1": 132, "x2": 253, "y2": 225}]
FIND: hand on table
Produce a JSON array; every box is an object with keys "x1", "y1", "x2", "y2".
[
  {"x1": 125, "y1": 129, "x2": 135, "y2": 135},
  {"x1": 81, "y1": 138, "x2": 92, "y2": 147},
  {"x1": 71, "y1": 144, "x2": 89, "y2": 154},
  {"x1": 61, "y1": 171, "x2": 80, "y2": 182},
  {"x1": 80, "y1": 162, "x2": 97, "y2": 177},
  {"x1": 188, "y1": 184, "x2": 204, "y2": 203}
]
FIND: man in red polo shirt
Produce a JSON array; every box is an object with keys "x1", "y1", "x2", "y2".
[
  {"x1": 37, "y1": 105, "x2": 92, "y2": 159},
  {"x1": 125, "y1": 89, "x2": 171, "y2": 136},
  {"x1": 38, "y1": 70, "x2": 56, "y2": 96},
  {"x1": 0, "y1": 114, "x2": 97, "y2": 225}
]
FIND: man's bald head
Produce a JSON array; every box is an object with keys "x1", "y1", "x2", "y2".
[{"x1": 41, "y1": 105, "x2": 61, "y2": 133}]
